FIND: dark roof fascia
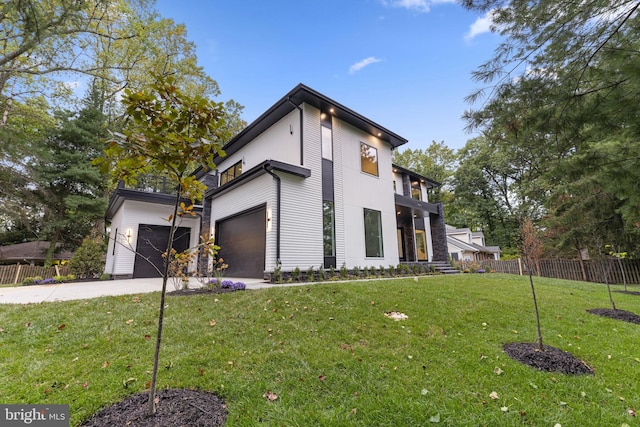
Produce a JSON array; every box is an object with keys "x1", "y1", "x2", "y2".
[
  {"x1": 214, "y1": 84, "x2": 408, "y2": 166},
  {"x1": 205, "y1": 160, "x2": 311, "y2": 200},
  {"x1": 105, "y1": 189, "x2": 202, "y2": 221},
  {"x1": 394, "y1": 193, "x2": 440, "y2": 215},
  {"x1": 391, "y1": 163, "x2": 441, "y2": 188}
]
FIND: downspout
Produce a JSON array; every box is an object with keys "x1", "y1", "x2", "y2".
[
  {"x1": 287, "y1": 96, "x2": 303, "y2": 166},
  {"x1": 264, "y1": 164, "x2": 281, "y2": 266}
]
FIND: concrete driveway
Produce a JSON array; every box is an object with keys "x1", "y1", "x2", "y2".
[{"x1": 0, "y1": 277, "x2": 276, "y2": 304}]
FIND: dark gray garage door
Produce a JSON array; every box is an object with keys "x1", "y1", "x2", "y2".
[
  {"x1": 216, "y1": 207, "x2": 266, "y2": 278},
  {"x1": 133, "y1": 225, "x2": 191, "y2": 278}
]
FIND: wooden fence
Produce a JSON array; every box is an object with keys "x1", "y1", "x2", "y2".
[
  {"x1": 456, "y1": 258, "x2": 640, "y2": 285},
  {"x1": 0, "y1": 264, "x2": 72, "y2": 285}
]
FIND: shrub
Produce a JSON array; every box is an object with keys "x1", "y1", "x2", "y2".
[
  {"x1": 206, "y1": 279, "x2": 221, "y2": 289},
  {"x1": 388, "y1": 265, "x2": 396, "y2": 276},
  {"x1": 272, "y1": 263, "x2": 283, "y2": 284},
  {"x1": 292, "y1": 267, "x2": 301, "y2": 282},
  {"x1": 352, "y1": 266, "x2": 360, "y2": 278},
  {"x1": 339, "y1": 263, "x2": 348, "y2": 279},
  {"x1": 220, "y1": 280, "x2": 246, "y2": 291},
  {"x1": 379, "y1": 265, "x2": 386, "y2": 276},
  {"x1": 305, "y1": 266, "x2": 315, "y2": 282},
  {"x1": 69, "y1": 238, "x2": 105, "y2": 279},
  {"x1": 317, "y1": 265, "x2": 326, "y2": 281}
]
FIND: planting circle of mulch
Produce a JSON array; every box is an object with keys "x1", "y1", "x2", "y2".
[
  {"x1": 80, "y1": 389, "x2": 227, "y2": 427},
  {"x1": 503, "y1": 343, "x2": 594, "y2": 375},
  {"x1": 587, "y1": 308, "x2": 640, "y2": 324},
  {"x1": 615, "y1": 290, "x2": 640, "y2": 296}
]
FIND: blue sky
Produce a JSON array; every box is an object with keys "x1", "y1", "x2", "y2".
[{"x1": 154, "y1": 0, "x2": 500, "y2": 151}]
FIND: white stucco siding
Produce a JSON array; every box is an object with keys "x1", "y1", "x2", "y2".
[
  {"x1": 106, "y1": 200, "x2": 200, "y2": 276},
  {"x1": 209, "y1": 174, "x2": 276, "y2": 269},
  {"x1": 338, "y1": 122, "x2": 399, "y2": 268},
  {"x1": 216, "y1": 110, "x2": 302, "y2": 179}
]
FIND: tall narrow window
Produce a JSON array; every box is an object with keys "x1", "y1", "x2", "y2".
[
  {"x1": 363, "y1": 208, "x2": 384, "y2": 257},
  {"x1": 323, "y1": 201, "x2": 335, "y2": 257},
  {"x1": 360, "y1": 142, "x2": 378, "y2": 176},
  {"x1": 411, "y1": 181, "x2": 422, "y2": 200},
  {"x1": 321, "y1": 125, "x2": 333, "y2": 160}
]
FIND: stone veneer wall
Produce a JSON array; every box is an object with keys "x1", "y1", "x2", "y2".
[{"x1": 429, "y1": 202, "x2": 449, "y2": 262}]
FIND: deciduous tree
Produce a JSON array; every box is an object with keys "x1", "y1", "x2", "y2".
[{"x1": 97, "y1": 74, "x2": 227, "y2": 416}]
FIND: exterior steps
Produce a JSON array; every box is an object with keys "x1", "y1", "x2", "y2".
[{"x1": 401, "y1": 261, "x2": 461, "y2": 275}]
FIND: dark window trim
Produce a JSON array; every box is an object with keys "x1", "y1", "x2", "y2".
[
  {"x1": 363, "y1": 207, "x2": 384, "y2": 258},
  {"x1": 360, "y1": 141, "x2": 379, "y2": 177},
  {"x1": 220, "y1": 160, "x2": 243, "y2": 186}
]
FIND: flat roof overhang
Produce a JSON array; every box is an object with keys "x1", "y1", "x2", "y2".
[{"x1": 394, "y1": 193, "x2": 440, "y2": 218}]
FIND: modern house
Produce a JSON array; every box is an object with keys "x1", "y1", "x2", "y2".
[
  {"x1": 446, "y1": 225, "x2": 501, "y2": 261},
  {"x1": 104, "y1": 84, "x2": 449, "y2": 279}
]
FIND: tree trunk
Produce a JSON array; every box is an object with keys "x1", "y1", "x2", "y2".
[
  {"x1": 147, "y1": 187, "x2": 182, "y2": 416},
  {"x1": 528, "y1": 265, "x2": 544, "y2": 351}
]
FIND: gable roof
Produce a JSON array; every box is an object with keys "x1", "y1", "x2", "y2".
[
  {"x1": 0, "y1": 241, "x2": 74, "y2": 262},
  {"x1": 217, "y1": 83, "x2": 409, "y2": 164}
]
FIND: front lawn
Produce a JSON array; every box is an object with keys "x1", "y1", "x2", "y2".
[{"x1": 0, "y1": 274, "x2": 638, "y2": 426}]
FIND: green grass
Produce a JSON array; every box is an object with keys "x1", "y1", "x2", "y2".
[{"x1": 0, "y1": 274, "x2": 639, "y2": 426}]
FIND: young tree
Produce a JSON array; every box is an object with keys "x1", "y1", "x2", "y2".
[
  {"x1": 520, "y1": 218, "x2": 544, "y2": 351},
  {"x1": 97, "y1": 74, "x2": 228, "y2": 416}
]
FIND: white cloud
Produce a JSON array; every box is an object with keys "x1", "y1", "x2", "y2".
[
  {"x1": 465, "y1": 9, "x2": 496, "y2": 41},
  {"x1": 382, "y1": 0, "x2": 456, "y2": 13},
  {"x1": 349, "y1": 57, "x2": 383, "y2": 75}
]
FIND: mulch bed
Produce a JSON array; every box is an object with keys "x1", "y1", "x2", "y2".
[
  {"x1": 80, "y1": 388, "x2": 227, "y2": 426},
  {"x1": 587, "y1": 308, "x2": 640, "y2": 324},
  {"x1": 503, "y1": 342, "x2": 594, "y2": 375},
  {"x1": 615, "y1": 290, "x2": 640, "y2": 296}
]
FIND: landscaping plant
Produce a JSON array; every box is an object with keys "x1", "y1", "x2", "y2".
[
  {"x1": 520, "y1": 217, "x2": 544, "y2": 350},
  {"x1": 97, "y1": 74, "x2": 227, "y2": 416},
  {"x1": 68, "y1": 238, "x2": 105, "y2": 279}
]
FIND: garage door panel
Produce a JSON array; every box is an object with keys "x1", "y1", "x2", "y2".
[
  {"x1": 216, "y1": 207, "x2": 266, "y2": 278},
  {"x1": 133, "y1": 225, "x2": 190, "y2": 278}
]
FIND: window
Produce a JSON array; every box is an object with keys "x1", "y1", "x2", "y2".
[
  {"x1": 411, "y1": 181, "x2": 422, "y2": 200},
  {"x1": 360, "y1": 142, "x2": 378, "y2": 176},
  {"x1": 220, "y1": 161, "x2": 242, "y2": 186},
  {"x1": 323, "y1": 201, "x2": 335, "y2": 257},
  {"x1": 322, "y1": 125, "x2": 333, "y2": 161},
  {"x1": 364, "y1": 208, "x2": 384, "y2": 257}
]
